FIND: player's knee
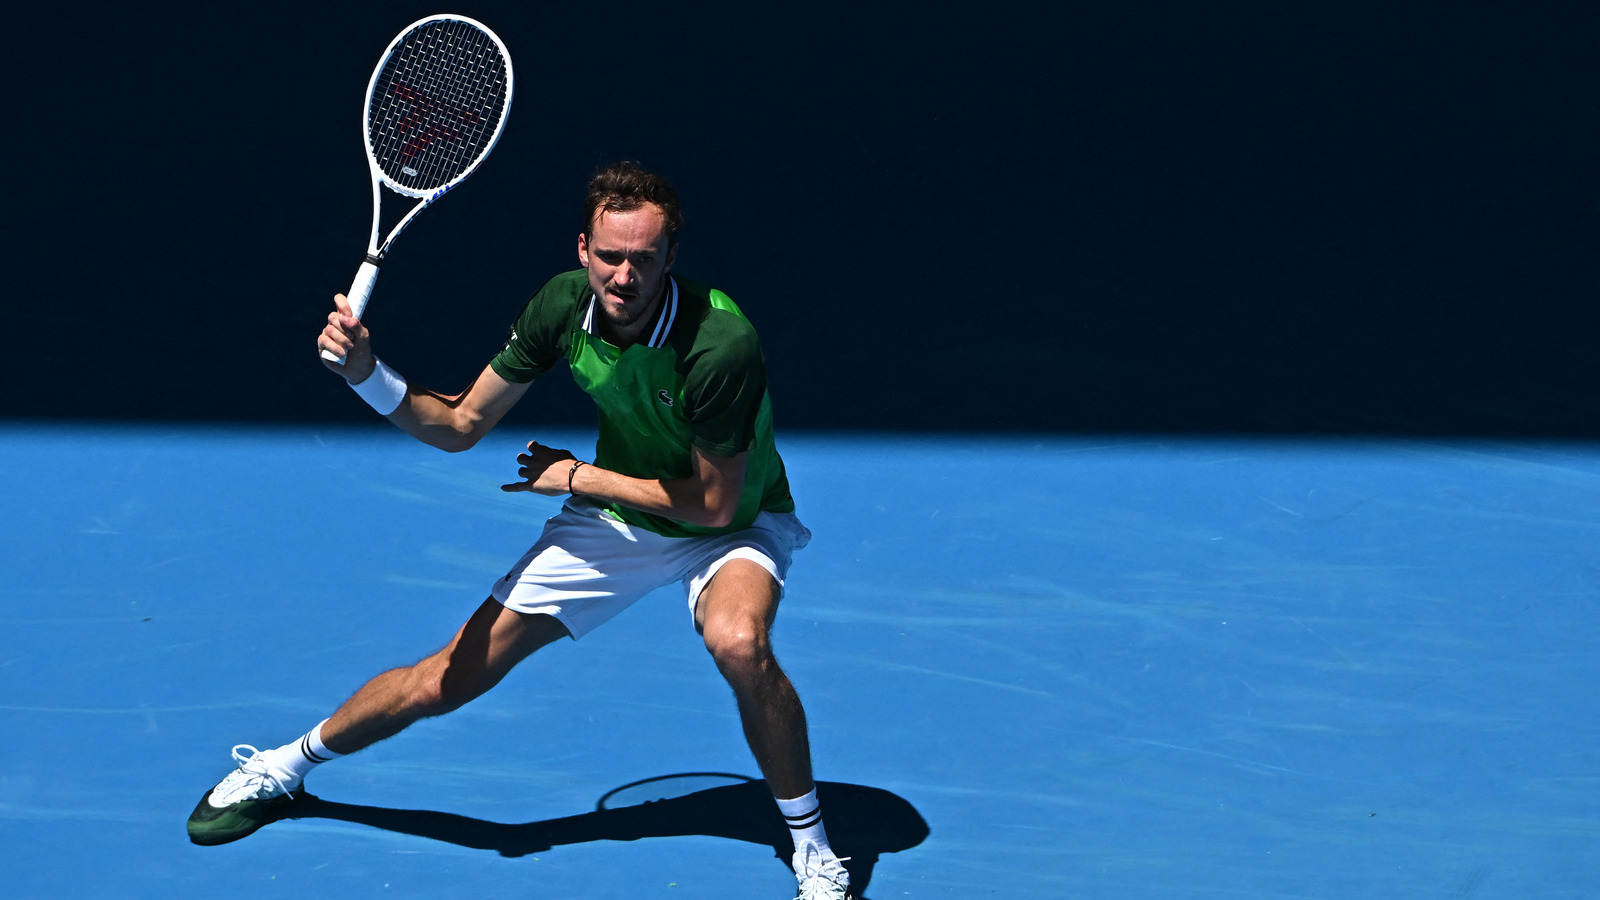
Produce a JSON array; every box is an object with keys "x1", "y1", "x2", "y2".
[
  {"x1": 436, "y1": 665, "x2": 491, "y2": 713},
  {"x1": 410, "y1": 656, "x2": 485, "y2": 716},
  {"x1": 702, "y1": 617, "x2": 774, "y2": 679}
]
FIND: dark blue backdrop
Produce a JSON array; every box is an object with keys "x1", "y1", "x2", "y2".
[{"x1": 5, "y1": 1, "x2": 1595, "y2": 434}]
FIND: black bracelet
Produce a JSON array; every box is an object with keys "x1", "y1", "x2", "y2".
[{"x1": 567, "y1": 459, "x2": 589, "y2": 495}]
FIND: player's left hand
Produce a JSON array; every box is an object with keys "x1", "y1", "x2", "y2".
[{"x1": 501, "y1": 441, "x2": 578, "y2": 495}]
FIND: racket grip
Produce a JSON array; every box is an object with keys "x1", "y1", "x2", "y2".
[
  {"x1": 321, "y1": 260, "x2": 381, "y2": 364},
  {"x1": 346, "y1": 259, "x2": 379, "y2": 320}
]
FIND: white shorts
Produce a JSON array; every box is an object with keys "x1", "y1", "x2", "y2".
[{"x1": 490, "y1": 498, "x2": 812, "y2": 640}]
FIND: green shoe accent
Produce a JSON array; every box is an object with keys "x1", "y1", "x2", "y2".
[{"x1": 186, "y1": 787, "x2": 298, "y2": 846}]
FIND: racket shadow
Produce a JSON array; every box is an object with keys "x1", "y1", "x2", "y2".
[{"x1": 282, "y1": 778, "x2": 927, "y2": 896}]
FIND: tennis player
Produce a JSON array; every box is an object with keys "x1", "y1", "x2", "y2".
[{"x1": 187, "y1": 162, "x2": 853, "y2": 899}]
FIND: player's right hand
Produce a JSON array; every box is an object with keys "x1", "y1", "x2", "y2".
[{"x1": 319, "y1": 292, "x2": 377, "y2": 383}]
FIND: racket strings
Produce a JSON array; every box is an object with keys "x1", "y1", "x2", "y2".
[{"x1": 368, "y1": 19, "x2": 509, "y2": 192}]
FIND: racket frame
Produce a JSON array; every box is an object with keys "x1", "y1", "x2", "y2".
[{"x1": 325, "y1": 14, "x2": 513, "y2": 362}]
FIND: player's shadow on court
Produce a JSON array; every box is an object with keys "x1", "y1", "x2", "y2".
[{"x1": 285, "y1": 776, "x2": 926, "y2": 896}]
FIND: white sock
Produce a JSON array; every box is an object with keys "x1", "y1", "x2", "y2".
[
  {"x1": 776, "y1": 787, "x2": 834, "y2": 856},
  {"x1": 263, "y1": 719, "x2": 343, "y2": 783}
]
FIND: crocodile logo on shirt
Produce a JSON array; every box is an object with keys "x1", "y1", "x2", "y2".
[{"x1": 657, "y1": 389, "x2": 674, "y2": 407}]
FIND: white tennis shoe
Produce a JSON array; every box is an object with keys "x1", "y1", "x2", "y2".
[
  {"x1": 186, "y1": 744, "x2": 302, "y2": 845},
  {"x1": 210, "y1": 745, "x2": 298, "y2": 803},
  {"x1": 792, "y1": 839, "x2": 853, "y2": 899}
]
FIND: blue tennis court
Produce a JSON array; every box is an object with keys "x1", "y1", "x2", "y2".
[{"x1": 2, "y1": 425, "x2": 1595, "y2": 897}]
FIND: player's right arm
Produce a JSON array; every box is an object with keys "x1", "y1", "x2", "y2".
[{"x1": 319, "y1": 292, "x2": 529, "y2": 452}]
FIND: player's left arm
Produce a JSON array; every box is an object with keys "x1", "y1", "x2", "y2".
[{"x1": 501, "y1": 441, "x2": 746, "y2": 529}]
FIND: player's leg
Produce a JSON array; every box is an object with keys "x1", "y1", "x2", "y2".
[
  {"x1": 319, "y1": 599, "x2": 569, "y2": 753},
  {"x1": 189, "y1": 498, "x2": 668, "y2": 847},
  {"x1": 695, "y1": 559, "x2": 812, "y2": 797},
  {"x1": 694, "y1": 559, "x2": 853, "y2": 898},
  {"x1": 187, "y1": 600, "x2": 567, "y2": 845}
]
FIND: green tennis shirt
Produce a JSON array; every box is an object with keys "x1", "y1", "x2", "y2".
[{"x1": 489, "y1": 269, "x2": 795, "y2": 538}]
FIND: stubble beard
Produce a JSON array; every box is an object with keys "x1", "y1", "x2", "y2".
[{"x1": 598, "y1": 281, "x2": 663, "y2": 331}]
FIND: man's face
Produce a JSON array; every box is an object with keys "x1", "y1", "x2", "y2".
[{"x1": 578, "y1": 204, "x2": 677, "y2": 335}]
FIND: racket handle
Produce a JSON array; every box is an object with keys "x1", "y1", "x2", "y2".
[{"x1": 321, "y1": 260, "x2": 381, "y2": 364}]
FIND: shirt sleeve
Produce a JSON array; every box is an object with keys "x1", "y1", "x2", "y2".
[
  {"x1": 682, "y1": 312, "x2": 767, "y2": 457},
  {"x1": 489, "y1": 272, "x2": 584, "y2": 384}
]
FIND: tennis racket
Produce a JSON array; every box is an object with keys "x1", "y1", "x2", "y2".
[{"x1": 322, "y1": 14, "x2": 514, "y2": 364}]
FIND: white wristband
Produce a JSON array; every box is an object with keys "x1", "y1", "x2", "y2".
[{"x1": 350, "y1": 357, "x2": 407, "y2": 416}]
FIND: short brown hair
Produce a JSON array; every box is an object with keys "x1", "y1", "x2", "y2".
[{"x1": 582, "y1": 161, "x2": 683, "y2": 246}]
